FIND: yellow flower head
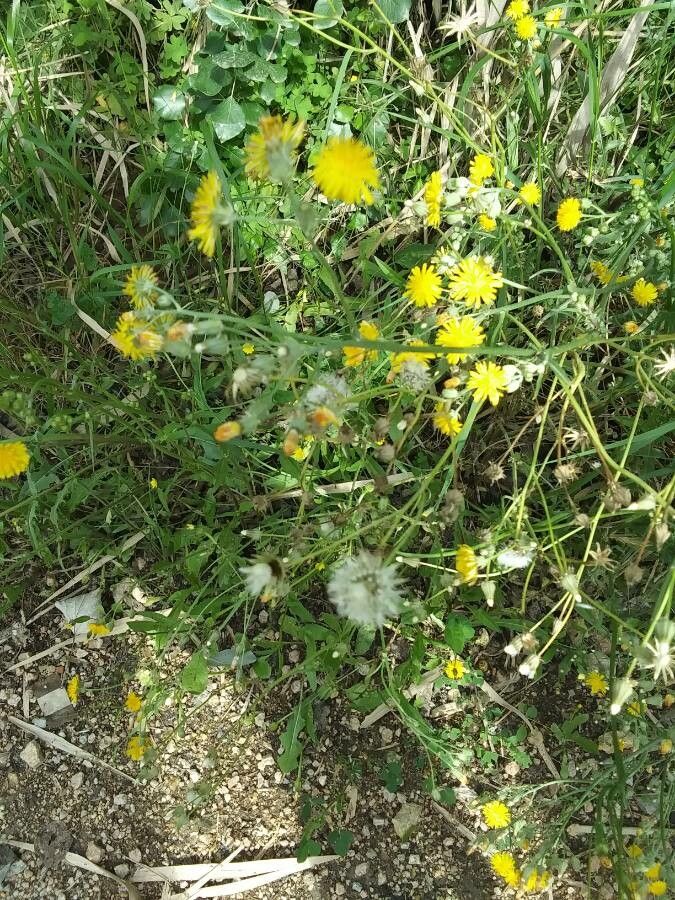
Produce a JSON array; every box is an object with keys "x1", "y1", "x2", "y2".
[
  {"x1": 125, "y1": 691, "x2": 142, "y2": 713},
  {"x1": 149, "y1": 477, "x2": 158, "y2": 490},
  {"x1": 188, "y1": 170, "x2": 229, "y2": 258},
  {"x1": 445, "y1": 658, "x2": 465, "y2": 679},
  {"x1": 390, "y1": 340, "x2": 435, "y2": 374},
  {"x1": 448, "y1": 256, "x2": 503, "y2": 308},
  {"x1": 544, "y1": 6, "x2": 563, "y2": 27},
  {"x1": 66, "y1": 675, "x2": 80, "y2": 705},
  {"x1": 245, "y1": 114, "x2": 305, "y2": 182},
  {"x1": 291, "y1": 437, "x2": 315, "y2": 461},
  {"x1": 525, "y1": 870, "x2": 551, "y2": 892},
  {"x1": 436, "y1": 315, "x2": 485, "y2": 364},
  {"x1": 467, "y1": 360, "x2": 508, "y2": 406},
  {"x1": 482, "y1": 800, "x2": 511, "y2": 828},
  {"x1": 123, "y1": 265, "x2": 158, "y2": 309},
  {"x1": 404, "y1": 263, "x2": 444, "y2": 308},
  {"x1": 424, "y1": 170, "x2": 443, "y2": 228},
  {"x1": 312, "y1": 137, "x2": 379, "y2": 205},
  {"x1": 242, "y1": 343, "x2": 255, "y2": 355},
  {"x1": 506, "y1": 0, "x2": 529, "y2": 18},
  {"x1": 583, "y1": 670, "x2": 608, "y2": 696},
  {"x1": 88, "y1": 622, "x2": 111, "y2": 636},
  {"x1": 660, "y1": 739, "x2": 673, "y2": 755},
  {"x1": 626, "y1": 844, "x2": 643, "y2": 860},
  {"x1": 590, "y1": 260, "x2": 614, "y2": 285},
  {"x1": 646, "y1": 864, "x2": 662, "y2": 881},
  {"x1": 519, "y1": 182, "x2": 541, "y2": 205},
  {"x1": 632, "y1": 278, "x2": 658, "y2": 307},
  {"x1": 110, "y1": 312, "x2": 163, "y2": 361},
  {"x1": 456, "y1": 544, "x2": 478, "y2": 585},
  {"x1": 433, "y1": 404, "x2": 462, "y2": 437},
  {"x1": 624, "y1": 321, "x2": 639, "y2": 335},
  {"x1": 491, "y1": 852, "x2": 521, "y2": 887},
  {"x1": 469, "y1": 153, "x2": 494, "y2": 186},
  {"x1": 214, "y1": 421, "x2": 242, "y2": 443},
  {"x1": 343, "y1": 320, "x2": 380, "y2": 366},
  {"x1": 478, "y1": 213, "x2": 497, "y2": 232},
  {"x1": 648, "y1": 881, "x2": 667, "y2": 896},
  {"x1": 515, "y1": 14, "x2": 537, "y2": 39},
  {"x1": 0, "y1": 441, "x2": 30, "y2": 479},
  {"x1": 126, "y1": 735, "x2": 148, "y2": 761},
  {"x1": 556, "y1": 197, "x2": 582, "y2": 232},
  {"x1": 626, "y1": 699, "x2": 644, "y2": 717}
]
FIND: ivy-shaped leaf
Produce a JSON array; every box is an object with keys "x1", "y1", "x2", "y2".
[
  {"x1": 153, "y1": 85, "x2": 186, "y2": 120},
  {"x1": 208, "y1": 98, "x2": 245, "y2": 141}
]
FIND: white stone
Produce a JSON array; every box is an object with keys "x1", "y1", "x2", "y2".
[
  {"x1": 19, "y1": 741, "x2": 42, "y2": 769},
  {"x1": 37, "y1": 687, "x2": 72, "y2": 716},
  {"x1": 129, "y1": 848, "x2": 142, "y2": 864},
  {"x1": 86, "y1": 843, "x2": 104, "y2": 864}
]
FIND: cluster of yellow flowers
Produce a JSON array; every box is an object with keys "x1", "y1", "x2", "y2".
[
  {"x1": 505, "y1": 0, "x2": 564, "y2": 41},
  {"x1": 491, "y1": 851, "x2": 551, "y2": 892},
  {"x1": 125, "y1": 690, "x2": 146, "y2": 761}
]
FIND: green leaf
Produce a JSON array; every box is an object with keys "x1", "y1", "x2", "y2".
[
  {"x1": 46, "y1": 292, "x2": 75, "y2": 326},
  {"x1": 153, "y1": 85, "x2": 186, "y2": 120},
  {"x1": 328, "y1": 829, "x2": 354, "y2": 856},
  {"x1": 208, "y1": 98, "x2": 245, "y2": 142},
  {"x1": 313, "y1": 0, "x2": 343, "y2": 29},
  {"x1": 296, "y1": 838, "x2": 322, "y2": 862},
  {"x1": 444, "y1": 614, "x2": 475, "y2": 654},
  {"x1": 380, "y1": 758, "x2": 403, "y2": 792},
  {"x1": 378, "y1": 0, "x2": 411, "y2": 23},
  {"x1": 204, "y1": 0, "x2": 244, "y2": 27},
  {"x1": 277, "y1": 702, "x2": 306, "y2": 773},
  {"x1": 245, "y1": 58, "x2": 287, "y2": 84},
  {"x1": 180, "y1": 651, "x2": 209, "y2": 693},
  {"x1": 211, "y1": 47, "x2": 257, "y2": 69}
]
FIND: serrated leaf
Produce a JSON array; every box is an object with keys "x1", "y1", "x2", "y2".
[
  {"x1": 444, "y1": 614, "x2": 475, "y2": 654},
  {"x1": 46, "y1": 291, "x2": 75, "y2": 326},
  {"x1": 153, "y1": 85, "x2": 186, "y2": 120},
  {"x1": 378, "y1": 0, "x2": 411, "y2": 22},
  {"x1": 313, "y1": 0, "x2": 343, "y2": 29},
  {"x1": 296, "y1": 838, "x2": 322, "y2": 862},
  {"x1": 211, "y1": 47, "x2": 257, "y2": 69},
  {"x1": 208, "y1": 98, "x2": 245, "y2": 141},
  {"x1": 180, "y1": 651, "x2": 209, "y2": 693},
  {"x1": 328, "y1": 829, "x2": 353, "y2": 856}
]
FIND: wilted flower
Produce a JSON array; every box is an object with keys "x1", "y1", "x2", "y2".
[
  {"x1": 328, "y1": 551, "x2": 404, "y2": 627},
  {"x1": 241, "y1": 558, "x2": 284, "y2": 603},
  {"x1": 636, "y1": 619, "x2": 675, "y2": 683},
  {"x1": 610, "y1": 677, "x2": 635, "y2": 715},
  {"x1": 496, "y1": 545, "x2": 535, "y2": 569},
  {"x1": 245, "y1": 114, "x2": 305, "y2": 182},
  {"x1": 519, "y1": 654, "x2": 541, "y2": 678},
  {"x1": 654, "y1": 346, "x2": 675, "y2": 379}
]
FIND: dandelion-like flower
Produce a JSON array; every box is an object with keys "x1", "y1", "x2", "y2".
[
  {"x1": 515, "y1": 15, "x2": 537, "y2": 39},
  {"x1": 125, "y1": 691, "x2": 142, "y2": 713},
  {"x1": 632, "y1": 278, "x2": 658, "y2": 306},
  {"x1": 0, "y1": 441, "x2": 30, "y2": 479},
  {"x1": 424, "y1": 170, "x2": 443, "y2": 228},
  {"x1": 126, "y1": 735, "x2": 148, "y2": 761},
  {"x1": 433, "y1": 403, "x2": 462, "y2": 437},
  {"x1": 343, "y1": 320, "x2": 380, "y2": 367},
  {"x1": 213, "y1": 421, "x2": 242, "y2": 443},
  {"x1": 111, "y1": 312, "x2": 163, "y2": 361},
  {"x1": 482, "y1": 800, "x2": 511, "y2": 828},
  {"x1": 525, "y1": 870, "x2": 551, "y2": 891},
  {"x1": 469, "y1": 153, "x2": 494, "y2": 186},
  {"x1": 638, "y1": 619, "x2": 675, "y2": 683},
  {"x1": 519, "y1": 181, "x2": 541, "y2": 205},
  {"x1": 304, "y1": 373, "x2": 352, "y2": 419},
  {"x1": 245, "y1": 115, "x2": 305, "y2": 182},
  {"x1": 445, "y1": 658, "x2": 465, "y2": 679},
  {"x1": 328, "y1": 551, "x2": 404, "y2": 627},
  {"x1": 467, "y1": 360, "x2": 508, "y2": 406},
  {"x1": 436, "y1": 315, "x2": 485, "y2": 364},
  {"x1": 456, "y1": 544, "x2": 478, "y2": 584},
  {"x1": 544, "y1": 7, "x2": 563, "y2": 27},
  {"x1": 66, "y1": 675, "x2": 80, "y2": 705},
  {"x1": 88, "y1": 622, "x2": 110, "y2": 636},
  {"x1": 491, "y1": 852, "x2": 521, "y2": 887},
  {"x1": 312, "y1": 137, "x2": 379, "y2": 205},
  {"x1": 404, "y1": 263, "x2": 444, "y2": 307},
  {"x1": 448, "y1": 256, "x2": 503, "y2": 308},
  {"x1": 505, "y1": 0, "x2": 529, "y2": 18},
  {"x1": 654, "y1": 346, "x2": 675, "y2": 380},
  {"x1": 590, "y1": 260, "x2": 614, "y2": 285},
  {"x1": 123, "y1": 265, "x2": 159, "y2": 309},
  {"x1": 478, "y1": 213, "x2": 497, "y2": 231},
  {"x1": 241, "y1": 558, "x2": 284, "y2": 603},
  {"x1": 583, "y1": 671, "x2": 608, "y2": 696},
  {"x1": 556, "y1": 198, "x2": 582, "y2": 232},
  {"x1": 188, "y1": 170, "x2": 233, "y2": 258},
  {"x1": 440, "y1": 6, "x2": 480, "y2": 43},
  {"x1": 648, "y1": 881, "x2": 668, "y2": 896}
]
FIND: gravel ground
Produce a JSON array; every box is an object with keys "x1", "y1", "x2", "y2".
[{"x1": 0, "y1": 593, "x2": 495, "y2": 900}]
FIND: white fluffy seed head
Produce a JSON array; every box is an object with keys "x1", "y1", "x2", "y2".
[{"x1": 328, "y1": 551, "x2": 404, "y2": 628}]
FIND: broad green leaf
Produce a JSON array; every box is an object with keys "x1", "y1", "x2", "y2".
[
  {"x1": 180, "y1": 651, "x2": 209, "y2": 693},
  {"x1": 296, "y1": 838, "x2": 322, "y2": 862},
  {"x1": 444, "y1": 614, "x2": 475, "y2": 654},
  {"x1": 378, "y1": 0, "x2": 411, "y2": 23},
  {"x1": 204, "y1": 0, "x2": 244, "y2": 26},
  {"x1": 211, "y1": 47, "x2": 257, "y2": 69},
  {"x1": 208, "y1": 98, "x2": 245, "y2": 142},
  {"x1": 245, "y1": 58, "x2": 287, "y2": 84},
  {"x1": 328, "y1": 829, "x2": 354, "y2": 856},
  {"x1": 153, "y1": 85, "x2": 186, "y2": 120},
  {"x1": 313, "y1": 0, "x2": 343, "y2": 29},
  {"x1": 277, "y1": 702, "x2": 305, "y2": 773}
]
